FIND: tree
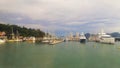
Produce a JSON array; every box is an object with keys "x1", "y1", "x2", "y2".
[{"x1": 0, "y1": 23, "x2": 45, "y2": 37}]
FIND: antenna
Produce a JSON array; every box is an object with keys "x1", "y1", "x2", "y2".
[{"x1": 101, "y1": 28, "x2": 104, "y2": 34}]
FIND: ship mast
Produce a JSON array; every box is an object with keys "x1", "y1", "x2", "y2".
[{"x1": 11, "y1": 27, "x2": 15, "y2": 39}]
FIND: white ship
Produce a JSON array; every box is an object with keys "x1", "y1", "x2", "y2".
[
  {"x1": 80, "y1": 32, "x2": 86, "y2": 43},
  {"x1": 98, "y1": 29, "x2": 115, "y2": 44}
]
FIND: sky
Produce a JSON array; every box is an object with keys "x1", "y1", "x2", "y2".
[{"x1": 0, "y1": 0, "x2": 120, "y2": 34}]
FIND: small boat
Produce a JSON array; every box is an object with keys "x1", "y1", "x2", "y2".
[
  {"x1": 41, "y1": 36, "x2": 51, "y2": 43},
  {"x1": 7, "y1": 39, "x2": 15, "y2": 42},
  {"x1": 49, "y1": 40, "x2": 57, "y2": 45},
  {"x1": 80, "y1": 32, "x2": 86, "y2": 43},
  {"x1": 0, "y1": 38, "x2": 6, "y2": 43},
  {"x1": 7, "y1": 38, "x2": 22, "y2": 42},
  {"x1": 42, "y1": 40, "x2": 50, "y2": 43},
  {"x1": 15, "y1": 30, "x2": 23, "y2": 42},
  {"x1": 41, "y1": 33, "x2": 51, "y2": 43},
  {"x1": 64, "y1": 37, "x2": 68, "y2": 42},
  {"x1": 7, "y1": 29, "x2": 23, "y2": 42},
  {"x1": 26, "y1": 37, "x2": 36, "y2": 42},
  {"x1": 14, "y1": 38, "x2": 23, "y2": 42},
  {"x1": 49, "y1": 40, "x2": 63, "y2": 45}
]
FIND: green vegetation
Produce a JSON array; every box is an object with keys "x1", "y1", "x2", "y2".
[{"x1": 0, "y1": 23, "x2": 45, "y2": 37}]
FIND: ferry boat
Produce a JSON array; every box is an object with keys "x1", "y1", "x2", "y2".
[
  {"x1": 80, "y1": 32, "x2": 86, "y2": 43},
  {"x1": 98, "y1": 29, "x2": 115, "y2": 44}
]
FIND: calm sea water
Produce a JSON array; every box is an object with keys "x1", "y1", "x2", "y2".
[{"x1": 0, "y1": 41, "x2": 120, "y2": 68}]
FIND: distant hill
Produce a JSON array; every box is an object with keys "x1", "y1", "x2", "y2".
[{"x1": 0, "y1": 23, "x2": 45, "y2": 37}]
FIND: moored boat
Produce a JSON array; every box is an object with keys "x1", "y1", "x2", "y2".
[
  {"x1": 24, "y1": 37, "x2": 36, "y2": 43},
  {"x1": 80, "y1": 32, "x2": 86, "y2": 43},
  {"x1": 42, "y1": 40, "x2": 50, "y2": 43},
  {"x1": 98, "y1": 29, "x2": 115, "y2": 44},
  {"x1": 49, "y1": 39, "x2": 63, "y2": 45},
  {"x1": 41, "y1": 36, "x2": 51, "y2": 43},
  {"x1": 64, "y1": 37, "x2": 68, "y2": 42},
  {"x1": 0, "y1": 38, "x2": 6, "y2": 43}
]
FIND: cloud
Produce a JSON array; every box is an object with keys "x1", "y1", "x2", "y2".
[
  {"x1": 65, "y1": 21, "x2": 88, "y2": 26},
  {"x1": 0, "y1": 0, "x2": 120, "y2": 33}
]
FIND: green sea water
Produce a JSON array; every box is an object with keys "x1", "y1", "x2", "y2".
[{"x1": 0, "y1": 42, "x2": 120, "y2": 68}]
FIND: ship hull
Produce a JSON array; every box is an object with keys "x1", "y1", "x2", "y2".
[{"x1": 99, "y1": 37, "x2": 115, "y2": 44}]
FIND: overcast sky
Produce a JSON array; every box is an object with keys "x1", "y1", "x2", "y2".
[{"x1": 0, "y1": 0, "x2": 120, "y2": 34}]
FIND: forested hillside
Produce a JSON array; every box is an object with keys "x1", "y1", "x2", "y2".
[{"x1": 0, "y1": 23, "x2": 45, "y2": 37}]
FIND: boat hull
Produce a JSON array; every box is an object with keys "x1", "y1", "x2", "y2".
[
  {"x1": 42, "y1": 40, "x2": 50, "y2": 43},
  {"x1": 80, "y1": 39, "x2": 86, "y2": 43},
  {"x1": 99, "y1": 37, "x2": 115, "y2": 44},
  {"x1": 0, "y1": 39, "x2": 6, "y2": 43},
  {"x1": 49, "y1": 40, "x2": 63, "y2": 45}
]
